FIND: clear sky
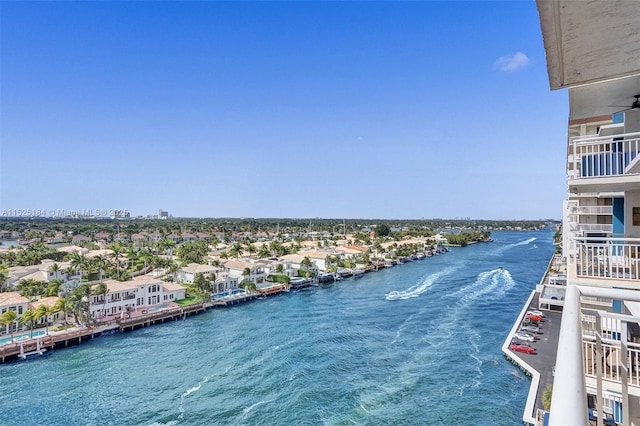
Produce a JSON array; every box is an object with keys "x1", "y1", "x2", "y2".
[{"x1": 0, "y1": 1, "x2": 568, "y2": 220}]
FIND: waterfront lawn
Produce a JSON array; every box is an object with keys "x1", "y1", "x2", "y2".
[{"x1": 176, "y1": 296, "x2": 204, "y2": 307}]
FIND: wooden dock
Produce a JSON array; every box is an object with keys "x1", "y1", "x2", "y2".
[{"x1": 0, "y1": 327, "x2": 96, "y2": 363}]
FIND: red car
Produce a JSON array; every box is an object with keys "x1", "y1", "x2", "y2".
[
  {"x1": 510, "y1": 343, "x2": 536, "y2": 354},
  {"x1": 526, "y1": 313, "x2": 543, "y2": 322}
]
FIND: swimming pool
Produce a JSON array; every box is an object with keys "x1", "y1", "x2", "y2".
[
  {"x1": 212, "y1": 289, "x2": 246, "y2": 299},
  {"x1": 147, "y1": 304, "x2": 168, "y2": 313},
  {"x1": 0, "y1": 329, "x2": 46, "y2": 346}
]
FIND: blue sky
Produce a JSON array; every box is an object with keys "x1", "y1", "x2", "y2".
[{"x1": 1, "y1": 1, "x2": 567, "y2": 220}]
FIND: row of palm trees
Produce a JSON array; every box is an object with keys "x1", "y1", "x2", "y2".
[{"x1": 0, "y1": 299, "x2": 66, "y2": 342}]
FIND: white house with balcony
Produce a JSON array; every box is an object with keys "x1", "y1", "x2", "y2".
[
  {"x1": 0, "y1": 292, "x2": 29, "y2": 334},
  {"x1": 176, "y1": 263, "x2": 216, "y2": 284},
  {"x1": 536, "y1": 0, "x2": 640, "y2": 425},
  {"x1": 90, "y1": 276, "x2": 185, "y2": 319},
  {"x1": 224, "y1": 259, "x2": 266, "y2": 284}
]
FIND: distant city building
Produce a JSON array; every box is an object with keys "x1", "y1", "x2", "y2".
[{"x1": 158, "y1": 209, "x2": 169, "y2": 220}]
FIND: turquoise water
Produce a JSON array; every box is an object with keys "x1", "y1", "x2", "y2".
[
  {"x1": 0, "y1": 329, "x2": 46, "y2": 346},
  {"x1": 0, "y1": 230, "x2": 554, "y2": 425},
  {"x1": 213, "y1": 289, "x2": 245, "y2": 298}
]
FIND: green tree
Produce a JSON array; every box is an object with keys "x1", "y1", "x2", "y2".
[
  {"x1": 48, "y1": 262, "x2": 61, "y2": 281},
  {"x1": 19, "y1": 309, "x2": 37, "y2": 337},
  {"x1": 36, "y1": 304, "x2": 57, "y2": 335},
  {"x1": 375, "y1": 224, "x2": 391, "y2": 237},
  {"x1": 193, "y1": 272, "x2": 212, "y2": 294},
  {"x1": 176, "y1": 241, "x2": 209, "y2": 265},
  {"x1": 1, "y1": 310, "x2": 17, "y2": 340},
  {"x1": 0, "y1": 264, "x2": 8, "y2": 292},
  {"x1": 53, "y1": 298, "x2": 70, "y2": 325},
  {"x1": 240, "y1": 280, "x2": 257, "y2": 292},
  {"x1": 258, "y1": 245, "x2": 270, "y2": 259},
  {"x1": 242, "y1": 267, "x2": 251, "y2": 281}
]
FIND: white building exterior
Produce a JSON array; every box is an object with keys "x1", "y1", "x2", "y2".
[
  {"x1": 224, "y1": 259, "x2": 266, "y2": 284},
  {"x1": 90, "y1": 276, "x2": 186, "y2": 319},
  {"x1": 536, "y1": 0, "x2": 640, "y2": 425},
  {"x1": 177, "y1": 263, "x2": 216, "y2": 284},
  {"x1": 0, "y1": 292, "x2": 30, "y2": 334}
]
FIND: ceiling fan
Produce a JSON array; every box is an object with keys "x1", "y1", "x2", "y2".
[{"x1": 609, "y1": 94, "x2": 640, "y2": 113}]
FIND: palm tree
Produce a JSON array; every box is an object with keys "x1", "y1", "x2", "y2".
[
  {"x1": 258, "y1": 245, "x2": 270, "y2": 259},
  {"x1": 230, "y1": 242, "x2": 244, "y2": 259},
  {"x1": 53, "y1": 298, "x2": 69, "y2": 325},
  {"x1": 19, "y1": 309, "x2": 37, "y2": 337},
  {"x1": 0, "y1": 264, "x2": 9, "y2": 292},
  {"x1": 0, "y1": 310, "x2": 17, "y2": 341},
  {"x1": 301, "y1": 256, "x2": 314, "y2": 270},
  {"x1": 70, "y1": 252, "x2": 88, "y2": 282},
  {"x1": 242, "y1": 267, "x2": 251, "y2": 282},
  {"x1": 35, "y1": 304, "x2": 57, "y2": 335},
  {"x1": 245, "y1": 243, "x2": 257, "y2": 257},
  {"x1": 48, "y1": 262, "x2": 61, "y2": 281},
  {"x1": 91, "y1": 255, "x2": 108, "y2": 281}
]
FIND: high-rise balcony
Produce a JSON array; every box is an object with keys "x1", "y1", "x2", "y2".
[
  {"x1": 573, "y1": 237, "x2": 640, "y2": 283},
  {"x1": 570, "y1": 131, "x2": 640, "y2": 192}
]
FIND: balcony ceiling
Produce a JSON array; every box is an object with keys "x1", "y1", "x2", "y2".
[
  {"x1": 536, "y1": 0, "x2": 640, "y2": 91},
  {"x1": 569, "y1": 75, "x2": 640, "y2": 121}
]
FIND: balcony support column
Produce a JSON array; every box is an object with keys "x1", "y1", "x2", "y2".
[
  {"x1": 622, "y1": 320, "x2": 629, "y2": 426},
  {"x1": 550, "y1": 285, "x2": 588, "y2": 426},
  {"x1": 596, "y1": 315, "x2": 604, "y2": 426}
]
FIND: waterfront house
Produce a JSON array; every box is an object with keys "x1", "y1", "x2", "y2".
[
  {"x1": 535, "y1": 1, "x2": 640, "y2": 425},
  {"x1": 279, "y1": 254, "x2": 319, "y2": 277},
  {"x1": 177, "y1": 263, "x2": 217, "y2": 284},
  {"x1": 29, "y1": 296, "x2": 63, "y2": 325},
  {"x1": 298, "y1": 250, "x2": 331, "y2": 271},
  {"x1": 224, "y1": 259, "x2": 266, "y2": 284},
  {"x1": 162, "y1": 282, "x2": 186, "y2": 302},
  {"x1": 89, "y1": 275, "x2": 183, "y2": 320},
  {"x1": 0, "y1": 292, "x2": 29, "y2": 333},
  {"x1": 212, "y1": 272, "x2": 239, "y2": 294}
]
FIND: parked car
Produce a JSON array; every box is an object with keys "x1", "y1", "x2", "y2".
[
  {"x1": 529, "y1": 310, "x2": 546, "y2": 318},
  {"x1": 520, "y1": 325, "x2": 542, "y2": 334},
  {"x1": 514, "y1": 332, "x2": 536, "y2": 343},
  {"x1": 526, "y1": 313, "x2": 543, "y2": 322},
  {"x1": 509, "y1": 343, "x2": 536, "y2": 354}
]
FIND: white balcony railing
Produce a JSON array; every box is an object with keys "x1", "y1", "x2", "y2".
[
  {"x1": 568, "y1": 205, "x2": 614, "y2": 215},
  {"x1": 574, "y1": 236, "x2": 640, "y2": 281},
  {"x1": 571, "y1": 131, "x2": 640, "y2": 180},
  {"x1": 569, "y1": 223, "x2": 613, "y2": 233},
  {"x1": 583, "y1": 339, "x2": 640, "y2": 388}
]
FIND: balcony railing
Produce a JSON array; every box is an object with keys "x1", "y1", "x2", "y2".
[
  {"x1": 568, "y1": 205, "x2": 613, "y2": 215},
  {"x1": 574, "y1": 236, "x2": 640, "y2": 281},
  {"x1": 583, "y1": 339, "x2": 640, "y2": 388},
  {"x1": 569, "y1": 222, "x2": 613, "y2": 233},
  {"x1": 571, "y1": 131, "x2": 640, "y2": 180}
]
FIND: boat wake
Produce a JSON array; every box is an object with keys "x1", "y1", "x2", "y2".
[
  {"x1": 385, "y1": 267, "x2": 455, "y2": 301},
  {"x1": 488, "y1": 237, "x2": 537, "y2": 257},
  {"x1": 512, "y1": 237, "x2": 536, "y2": 247},
  {"x1": 449, "y1": 268, "x2": 516, "y2": 302},
  {"x1": 178, "y1": 376, "x2": 210, "y2": 419},
  {"x1": 242, "y1": 398, "x2": 275, "y2": 415}
]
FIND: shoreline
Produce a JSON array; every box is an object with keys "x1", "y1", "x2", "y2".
[{"x1": 0, "y1": 248, "x2": 455, "y2": 364}]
